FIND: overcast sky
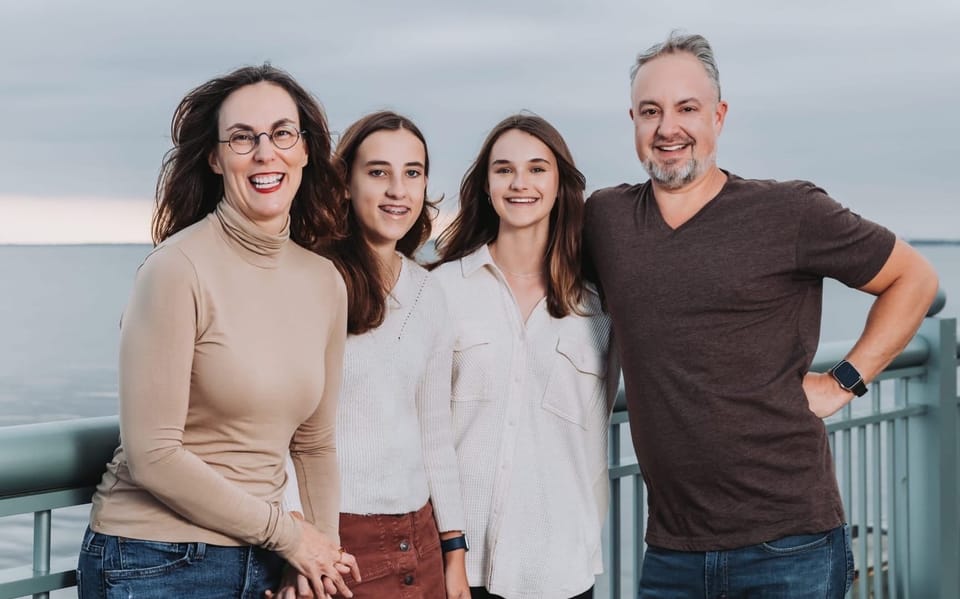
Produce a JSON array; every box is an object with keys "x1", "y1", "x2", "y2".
[{"x1": 1, "y1": 0, "x2": 958, "y2": 242}]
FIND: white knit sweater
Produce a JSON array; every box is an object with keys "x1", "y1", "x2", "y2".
[{"x1": 286, "y1": 256, "x2": 465, "y2": 532}]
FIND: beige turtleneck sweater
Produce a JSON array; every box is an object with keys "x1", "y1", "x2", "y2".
[{"x1": 89, "y1": 200, "x2": 347, "y2": 558}]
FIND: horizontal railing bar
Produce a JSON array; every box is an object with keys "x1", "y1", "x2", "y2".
[
  {"x1": 0, "y1": 404, "x2": 923, "y2": 514},
  {"x1": 826, "y1": 405, "x2": 929, "y2": 432},
  {"x1": 812, "y1": 337, "x2": 929, "y2": 373},
  {"x1": 0, "y1": 559, "x2": 77, "y2": 598},
  {"x1": 609, "y1": 463, "x2": 641, "y2": 479},
  {"x1": 0, "y1": 487, "x2": 96, "y2": 518},
  {"x1": 0, "y1": 416, "x2": 117, "y2": 499},
  {"x1": 874, "y1": 366, "x2": 927, "y2": 381}
]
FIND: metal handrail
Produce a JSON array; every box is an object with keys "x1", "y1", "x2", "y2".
[{"x1": 0, "y1": 416, "x2": 117, "y2": 501}]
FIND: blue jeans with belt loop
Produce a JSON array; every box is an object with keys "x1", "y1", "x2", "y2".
[
  {"x1": 76, "y1": 526, "x2": 284, "y2": 599},
  {"x1": 638, "y1": 524, "x2": 854, "y2": 598}
]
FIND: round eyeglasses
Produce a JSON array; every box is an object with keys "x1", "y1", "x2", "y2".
[{"x1": 218, "y1": 125, "x2": 306, "y2": 155}]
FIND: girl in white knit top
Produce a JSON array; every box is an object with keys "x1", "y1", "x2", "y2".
[
  {"x1": 431, "y1": 115, "x2": 617, "y2": 599},
  {"x1": 280, "y1": 111, "x2": 468, "y2": 599}
]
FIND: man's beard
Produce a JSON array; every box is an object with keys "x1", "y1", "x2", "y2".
[
  {"x1": 643, "y1": 155, "x2": 701, "y2": 190},
  {"x1": 641, "y1": 145, "x2": 716, "y2": 190}
]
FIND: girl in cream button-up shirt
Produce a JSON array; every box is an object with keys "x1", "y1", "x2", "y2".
[{"x1": 433, "y1": 114, "x2": 617, "y2": 599}]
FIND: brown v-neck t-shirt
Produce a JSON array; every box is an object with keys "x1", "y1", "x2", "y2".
[{"x1": 584, "y1": 173, "x2": 895, "y2": 551}]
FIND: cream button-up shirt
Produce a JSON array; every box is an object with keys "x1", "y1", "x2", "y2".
[{"x1": 434, "y1": 245, "x2": 616, "y2": 599}]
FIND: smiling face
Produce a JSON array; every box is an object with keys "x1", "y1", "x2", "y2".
[
  {"x1": 487, "y1": 128, "x2": 559, "y2": 236},
  {"x1": 629, "y1": 51, "x2": 727, "y2": 191},
  {"x1": 347, "y1": 128, "x2": 427, "y2": 253},
  {"x1": 208, "y1": 81, "x2": 308, "y2": 233}
]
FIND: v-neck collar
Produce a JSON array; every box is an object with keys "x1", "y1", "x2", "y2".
[{"x1": 646, "y1": 169, "x2": 734, "y2": 234}]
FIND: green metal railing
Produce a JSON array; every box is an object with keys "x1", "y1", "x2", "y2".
[
  {"x1": 0, "y1": 417, "x2": 116, "y2": 598},
  {"x1": 1, "y1": 316, "x2": 957, "y2": 598}
]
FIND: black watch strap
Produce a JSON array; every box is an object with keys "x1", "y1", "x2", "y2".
[
  {"x1": 829, "y1": 359, "x2": 868, "y2": 397},
  {"x1": 441, "y1": 535, "x2": 468, "y2": 553}
]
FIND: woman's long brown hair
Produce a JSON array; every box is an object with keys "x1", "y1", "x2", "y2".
[
  {"x1": 432, "y1": 113, "x2": 587, "y2": 318},
  {"x1": 152, "y1": 64, "x2": 346, "y2": 249},
  {"x1": 331, "y1": 111, "x2": 437, "y2": 334}
]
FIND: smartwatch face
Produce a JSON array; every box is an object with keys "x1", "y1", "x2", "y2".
[{"x1": 833, "y1": 361, "x2": 861, "y2": 387}]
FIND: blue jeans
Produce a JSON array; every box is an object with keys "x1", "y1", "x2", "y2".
[
  {"x1": 77, "y1": 526, "x2": 284, "y2": 599},
  {"x1": 638, "y1": 524, "x2": 854, "y2": 598}
]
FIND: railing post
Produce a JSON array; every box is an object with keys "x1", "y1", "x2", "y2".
[
  {"x1": 905, "y1": 317, "x2": 958, "y2": 597},
  {"x1": 608, "y1": 422, "x2": 621, "y2": 599},
  {"x1": 32, "y1": 510, "x2": 51, "y2": 599}
]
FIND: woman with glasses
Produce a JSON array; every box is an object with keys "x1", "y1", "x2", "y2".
[
  {"x1": 77, "y1": 65, "x2": 360, "y2": 599},
  {"x1": 278, "y1": 111, "x2": 469, "y2": 599},
  {"x1": 431, "y1": 114, "x2": 616, "y2": 599}
]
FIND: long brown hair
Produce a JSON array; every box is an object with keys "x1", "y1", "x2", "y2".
[
  {"x1": 433, "y1": 114, "x2": 587, "y2": 318},
  {"x1": 331, "y1": 111, "x2": 437, "y2": 334},
  {"x1": 152, "y1": 64, "x2": 346, "y2": 249}
]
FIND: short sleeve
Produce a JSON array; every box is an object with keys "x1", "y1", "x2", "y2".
[{"x1": 795, "y1": 183, "x2": 896, "y2": 288}]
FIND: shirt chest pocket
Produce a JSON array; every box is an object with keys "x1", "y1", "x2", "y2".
[
  {"x1": 451, "y1": 326, "x2": 493, "y2": 402},
  {"x1": 542, "y1": 335, "x2": 606, "y2": 429}
]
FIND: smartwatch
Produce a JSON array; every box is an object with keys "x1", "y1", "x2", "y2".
[
  {"x1": 829, "y1": 359, "x2": 868, "y2": 397},
  {"x1": 441, "y1": 535, "x2": 469, "y2": 553}
]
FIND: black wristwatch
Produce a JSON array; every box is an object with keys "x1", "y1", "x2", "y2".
[
  {"x1": 829, "y1": 359, "x2": 868, "y2": 397},
  {"x1": 441, "y1": 535, "x2": 469, "y2": 553}
]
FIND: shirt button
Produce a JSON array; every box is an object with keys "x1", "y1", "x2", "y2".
[
  {"x1": 404, "y1": 574, "x2": 414, "y2": 585},
  {"x1": 399, "y1": 540, "x2": 410, "y2": 552}
]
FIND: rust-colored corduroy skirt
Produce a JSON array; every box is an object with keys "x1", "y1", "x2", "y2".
[{"x1": 340, "y1": 501, "x2": 445, "y2": 598}]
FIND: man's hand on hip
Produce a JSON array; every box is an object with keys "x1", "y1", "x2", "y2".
[{"x1": 803, "y1": 371, "x2": 854, "y2": 419}]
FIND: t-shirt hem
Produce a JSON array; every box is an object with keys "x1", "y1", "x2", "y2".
[{"x1": 645, "y1": 513, "x2": 845, "y2": 552}]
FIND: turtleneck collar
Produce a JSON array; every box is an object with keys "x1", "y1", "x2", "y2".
[{"x1": 213, "y1": 198, "x2": 290, "y2": 268}]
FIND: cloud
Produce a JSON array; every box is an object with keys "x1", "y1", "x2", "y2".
[
  {"x1": 1, "y1": 0, "x2": 958, "y2": 242},
  {"x1": 0, "y1": 196, "x2": 153, "y2": 244}
]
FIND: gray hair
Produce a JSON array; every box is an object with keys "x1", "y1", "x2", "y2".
[{"x1": 630, "y1": 31, "x2": 721, "y2": 100}]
